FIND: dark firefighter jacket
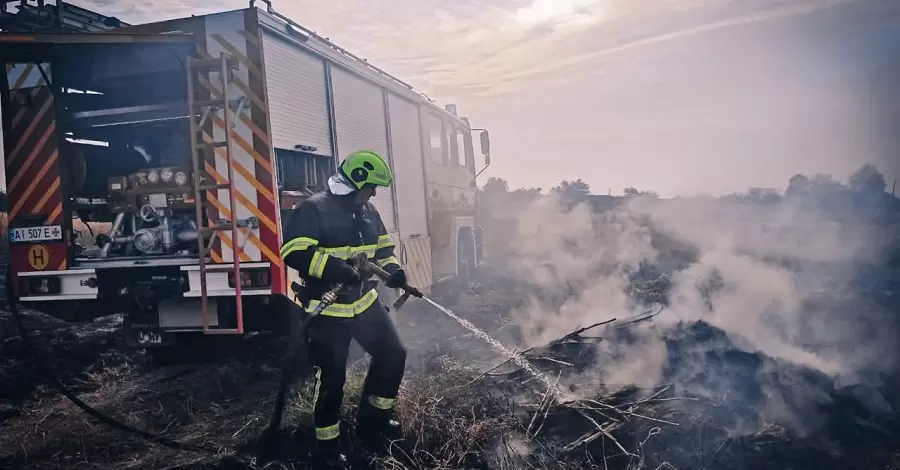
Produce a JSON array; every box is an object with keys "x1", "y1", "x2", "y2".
[{"x1": 279, "y1": 190, "x2": 402, "y2": 318}]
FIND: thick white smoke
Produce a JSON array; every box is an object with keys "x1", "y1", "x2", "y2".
[{"x1": 497, "y1": 191, "x2": 897, "y2": 435}]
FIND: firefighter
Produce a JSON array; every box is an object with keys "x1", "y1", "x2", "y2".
[{"x1": 280, "y1": 150, "x2": 408, "y2": 467}]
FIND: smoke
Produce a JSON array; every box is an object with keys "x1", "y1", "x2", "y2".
[{"x1": 495, "y1": 191, "x2": 898, "y2": 436}]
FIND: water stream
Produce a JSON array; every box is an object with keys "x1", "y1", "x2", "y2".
[{"x1": 422, "y1": 296, "x2": 572, "y2": 399}]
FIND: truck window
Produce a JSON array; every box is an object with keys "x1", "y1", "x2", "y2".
[
  {"x1": 455, "y1": 129, "x2": 467, "y2": 167},
  {"x1": 464, "y1": 130, "x2": 475, "y2": 168},
  {"x1": 446, "y1": 124, "x2": 471, "y2": 168},
  {"x1": 446, "y1": 123, "x2": 458, "y2": 166},
  {"x1": 425, "y1": 112, "x2": 445, "y2": 165}
]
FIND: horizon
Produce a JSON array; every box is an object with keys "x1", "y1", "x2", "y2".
[{"x1": 479, "y1": 163, "x2": 899, "y2": 198}]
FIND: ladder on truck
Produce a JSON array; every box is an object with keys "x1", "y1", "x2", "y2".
[{"x1": 185, "y1": 52, "x2": 246, "y2": 335}]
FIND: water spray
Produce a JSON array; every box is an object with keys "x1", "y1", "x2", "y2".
[
  {"x1": 367, "y1": 263, "x2": 570, "y2": 399},
  {"x1": 418, "y1": 296, "x2": 569, "y2": 398}
]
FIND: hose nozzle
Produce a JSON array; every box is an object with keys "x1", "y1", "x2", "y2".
[{"x1": 363, "y1": 259, "x2": 423, "y2": 310}]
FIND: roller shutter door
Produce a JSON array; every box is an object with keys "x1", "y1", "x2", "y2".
[
  {"x1": 330, "y1": 65, "x2": 397, "y2": 232},
  {"x1": 386, "y1": 93, "x2": 428, "y2": 239},
  {"x1": 262, "y1": 32, "x2": 332, "y2": 156}
]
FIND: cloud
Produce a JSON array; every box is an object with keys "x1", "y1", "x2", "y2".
[{"x1": 81, "y1": 0, "x2": 885, "y2": 114}]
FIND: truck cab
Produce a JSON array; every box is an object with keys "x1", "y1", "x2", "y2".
[{"x1": 419, "y1": 105, "x2": 491, "y2": 288}]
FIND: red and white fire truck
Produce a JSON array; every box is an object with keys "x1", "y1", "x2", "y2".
[{"x1": 0, "y1": 1, "x2": 491, "y2": 347}]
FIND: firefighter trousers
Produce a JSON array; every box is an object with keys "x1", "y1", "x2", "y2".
[{"x1": 306, "y1": 298, "x2": 407, "y2": 444}]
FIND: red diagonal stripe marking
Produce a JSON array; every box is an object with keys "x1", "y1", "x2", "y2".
[
  {"x1": 11, "y1": 150, "x2": 57, "y2": 219},
  {"x1": 8, "y1": 121, "x2": 55, "y2": 189},
  {"x1": 6, "y1": 97, "x2": 53, "y2": 166}
]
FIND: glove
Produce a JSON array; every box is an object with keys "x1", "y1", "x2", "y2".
[
  {"x1": 336, "y1": 263, "x2": 361, "y2": 285},
  {"x1": 386, "y1": 269, "x2": 407, "y2": 289}
]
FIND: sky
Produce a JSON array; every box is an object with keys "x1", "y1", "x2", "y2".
[{"x1": 10, "y1": 0, "x2": 900, "y2": 196}]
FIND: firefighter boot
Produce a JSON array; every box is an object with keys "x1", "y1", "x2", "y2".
[
  {"x1": 312, "y1": 438, "x2": 348, "y2": 470},
  {"x1": 355, "y1": 397, "x2": 402, "y2": 457}
]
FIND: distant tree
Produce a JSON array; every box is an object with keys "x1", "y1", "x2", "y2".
[
  {"x1": 551, "y1": 179, "x2": 591, "y2": 202},
  {"x1": 623, "y1": 187, "x2": 659, "y2": 198},
  {"x1": 481, "y1": 177, "x2": 509, "y2": 197},
  {"x1": 743, "y1": 187, "x2": 781, "y2": 205},
  {"x1": 511, "y1": 187, "x2": 543, "y2": 197},
  {"x1": 785, "y1": 174, "x2": 810, "y2": 195},
  {"x1": 786, "y1": 173, "x2": 845, "y2": 196},
  {"x1": 478, "y1": 177, "x2": 545, "y2": 219},
  {"x1": 507, "y1": 187, "x2": 543, "y2": 211},
  {"x1": 808, "y1": 173, "x2": 844, "y2": 191},
  {"x1": 848, "y1": 164, "x2": 886, "y2": 194}
]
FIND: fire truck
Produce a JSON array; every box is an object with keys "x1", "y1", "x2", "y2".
[{"x1": 0, "y1": 1, "x2": 491, "y2": 347}]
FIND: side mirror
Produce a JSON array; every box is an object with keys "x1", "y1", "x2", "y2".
[
  {"x1": 473, "y1": 128, "x2": 492, "y2": 179},
  {"x1": 479, "y1": 130, "x2": 491, "y2": 157}
]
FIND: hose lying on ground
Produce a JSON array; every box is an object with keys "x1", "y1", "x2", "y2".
[
  {"x1": 3, "y1": 258, "x2": 220, "y2": 455},
  {"x1": 2, "y1": 254, "x2": 419, "y2": 457}
]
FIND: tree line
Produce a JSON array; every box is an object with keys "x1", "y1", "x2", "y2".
[{"x1": 479, "y1": 163, "x2": 898, "y2": 212}]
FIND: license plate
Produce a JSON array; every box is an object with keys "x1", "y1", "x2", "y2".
[
  {"x1": 9, "y1": 225, "x2": 63, "y2": 243},
  {"x1": 124, "y1": 326, "x2": 174, "y2": 348}
]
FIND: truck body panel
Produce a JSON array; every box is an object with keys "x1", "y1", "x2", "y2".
[
  {"x1": 261, "y1": 31, "x2": 332, "y2": 157},
  {"x1": 387, "y1": 93, "x2": 429, "y2": 241},
  {"x1": 330, "y1": 64, "x2": 398, "y2": 234}
]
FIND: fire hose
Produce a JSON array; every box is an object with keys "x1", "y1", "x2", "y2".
[{"x1": 3, "y1": 260, "x2": 219, "y2": 454}]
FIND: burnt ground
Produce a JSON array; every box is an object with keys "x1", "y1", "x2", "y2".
[{"x1": 0, "y1": 265, "x2": 899, "y2": 470}]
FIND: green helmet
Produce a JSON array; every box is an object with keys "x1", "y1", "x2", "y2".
[{"x1": 339, "y1": 150, "x2": 393, "y2": 189}]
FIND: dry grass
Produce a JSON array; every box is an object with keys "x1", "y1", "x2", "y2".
[
  {"x1": 0, "y1": 353, "x2": 282, "y2": 469},
  {"x1": 1, "y1": 259, "x2": 898, "y2": 469},
  {"x1": 2, "y1": 319, "x2": 899, "y2": 470},
  {"x1": 388, "y1": 356, "x2": 517, "y2": 469},
  {"x1": 0, "y1": 350, "x2": 513, "y2": 469}
]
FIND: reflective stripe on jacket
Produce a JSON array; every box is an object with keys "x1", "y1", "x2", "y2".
[{"x1": 280, "y1": 190, "x2": 401, "y2": 317}]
